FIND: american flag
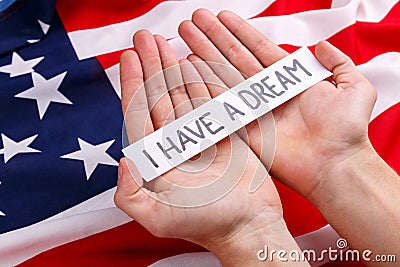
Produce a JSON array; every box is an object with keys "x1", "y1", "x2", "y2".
[{"x1": 0, "y1": 0, "x2": 399, "y2": 266}]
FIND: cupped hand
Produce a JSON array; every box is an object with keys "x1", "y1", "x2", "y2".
[
  {"x1": 178, "y1": 9, "x2": 377, "y2": 200},
  {"x1": 114, "y1": 30, "x2": 292, "y2": 264}
]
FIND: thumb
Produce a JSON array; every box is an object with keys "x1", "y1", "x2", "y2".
[
  {"x1": 115, "y1": 158, "x2": 143, "y2": 198},
  {"x1": 114, "y1": 158, "x2": 155, "y2": 221},
  {"x1": 315, "y1": 41, "x2": 372, "y2": 90}
]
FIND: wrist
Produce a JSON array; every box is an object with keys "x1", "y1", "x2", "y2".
[
  {"x1": 308, "y1": 140, "x2": 378, "y2": 209},
  {"x1": 304, "y1": 139, "x2": 400, "y2": 264},
  {"x1": 204, "y1": 215, "x2": 309, "y2": 266}
]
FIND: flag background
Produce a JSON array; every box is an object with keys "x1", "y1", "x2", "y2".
[{"x1": 0, "y1": 0, "x2": 399, "y2": 266}]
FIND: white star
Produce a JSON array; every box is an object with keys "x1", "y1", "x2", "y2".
[
  {"x1": 15, "y1": 72, "x2": 72, "y2": 119},
  {"x1": 61, "y1": 138, "x2": 118, "y2": 180},
  {"x1": 0, "y1": 134, "x2": 41, "y2": 163},
  {"x1": 0, "y1": 52, "x2": 44, "y2": 78},
  {"x1": 27, "y1": 19, "x2": 50, "y2": 43},
  {"x1": 27, "y1": 39, "x2": 39, "y2": 44},
  {"x1": 38, "y1": 20, "x2": 50, "y2": 35}
]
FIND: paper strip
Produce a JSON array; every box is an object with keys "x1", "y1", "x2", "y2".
[{"x1": 122, "y1": 47, "x2": 332, "y2": 182}]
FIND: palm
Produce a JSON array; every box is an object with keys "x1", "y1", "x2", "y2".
[
  {"x1": 115, "y1": 30, "x2": 283, "y2": 247},
  {"x1": 178, "y1": 9, "x2": 375, "y2": 196},
  {"x1": 144, "y1": 135, "x2": 281, "y2": 242}
]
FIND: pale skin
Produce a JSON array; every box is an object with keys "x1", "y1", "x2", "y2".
[
  {"x1": 176, "y1": 8, "x2": 400, "y2": 266},
  {"x1": 114, "y1": 30, "x2": 308, "y2": 266},
  {"x1": 114, "y1": 8, "x2": 400, "y2": 266}
]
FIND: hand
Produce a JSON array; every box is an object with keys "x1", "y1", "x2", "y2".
[
  {"x1": 178, "y1": 9, "x2": 377, "y2": 201},
  {"x1": 114, "y1": 30, "x2": 304, "y2": 266}
]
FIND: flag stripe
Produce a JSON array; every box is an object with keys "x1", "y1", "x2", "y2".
[
  {"x1": 358, "y1": 52, "x2": 400, "y2": 120},
  {"x1": 248, "y1": 0, "x2": 398, "y2": 47},
  {"x1": 20, "y1": 221, "x2": 205, "y2": 267},
  {"x1": 56, "y1": 0, "x2": 168, "y2": 32},
  {"x1": 66, "y1": 0, "x2": 276, "y2": 60},
  {"x1": 254, "y1": 0, "x2": 332, "y2": 17},
  {"x1": 149, "y1": 225, "x2": 343, "y2": 267},
  {"x1": 67, "y1": 0, "x2": 397, "y2": 60},
  {"x1": 3, "y1": 208, "x2": 130, "y2": 267},
  {"x1": 370, "y1": 102, "x2": 400, "y2": 173},
  {"x1": 95, "y1": 0, "x2": 399, "y2": 71},
  {"x1": 94, "y1": 0, "x2": 336, "y2": 70},
  {"x1": 326, "y1": 2, "x2": 400, "y2": 65},
  {"x1": 20, "y1": 223, "x2": 342, "y2": 267}
]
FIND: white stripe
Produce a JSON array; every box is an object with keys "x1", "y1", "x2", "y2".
[
  {"x1": 0, "y1": 188, "x2": 132, "y2": 266},
  {"x1": 165, "y1": 38, "x2": 400, "y2": 122},
  {"x1": 358, "y1": 52, "x2": 400, "y2": 121},
  {"x1": 42, "y1": 187, "x2": 119, "y2": 221},
  {"x1": 150, "y1": 252, "x2": 222, "y2": 267},
  {"x1": 106, "y1": 45, "x2": 400, "y2": 123},
  {"x1": 249, "y1": 0, "x2": 398, "y2": 47},
  {"x1": 69, "y1": 0, "x2": 277, "y2": 60},
  {"x1": 149, "y1": 225, "x2": 342, "y2": 267},
  {"x1": 0, "y1": 206, "x2": 131, "y2": 267},
  {"x1": 69, "y1": 0, "x2": 397, "y2": 60},
  {"x1": 0, "y1": 205, "x2": 338, "y2": 267}
]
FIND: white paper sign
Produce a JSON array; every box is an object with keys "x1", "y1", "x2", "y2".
[{"x1": 122, "y1": 47, "x2": 332, "y2": 182}]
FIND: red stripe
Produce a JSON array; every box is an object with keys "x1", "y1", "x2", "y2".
[
  {"x1": 57, "y1": 0, "x2": 333, "y2": 33},
  {"x1": 90, "y1": 0, "x2": 336, "y2": 70},
  {"x1": 274, "y1": 179, "x2": 327, "y2": 237},
  {"x1": 327, "y1": 3, "x2": 400, "y2": 65},
  {"x1": 254, "y1": 0, "x2": 332, "y2": 18},
  {"x1": 98, "y1": 49, "x2": 126, "y2": 70},
  {"x1": 273, "y1": 3, "x2": 400, "y2": 66},
  {"x1": 56, "y1": 0, "x2": 167, "y2": 32},
  {"x1": 369, "y1": 102, "x2": 400, "y2": 173},
  {"x1": 97, "y1": 3, "x2": 400, "y2": 70},
  {"x1": 19, "y1": 221, "x2": 205, "y2": 267}
]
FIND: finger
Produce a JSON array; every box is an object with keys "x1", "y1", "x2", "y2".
[
  {"x1": 187, "y1": 54, "x2": 228, "y2": 98},
  {"x1": 217, "y1": 10, "x2": 288, "y2": 68},
  {"x1": 120, "y1": 50, "x2": 154, "y2": 143},
  {"x1": 114, "y1": 158, "x2": 169, "y2": 237},
  {"x1": 179, "y1": 58, "x2": 211, "y2": 108},
  {"x1": 315, "y1": 41, "x2": 373, "y2": 90},
  {"x1": 154, "y1": 34, "x2": 193, "y2": 118},
  {"x1": 187, "y1": 54, "x2": 253, "y2": 145},
  {"x1": 134, "y1": 30, "x2": 175, "y2": 129},
  {"x1": 178, "y1": 20, "x2": 244, "y2": 88},
  {"x1": 191, "y1": 9, "x2": 263, "y2": 77}
]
